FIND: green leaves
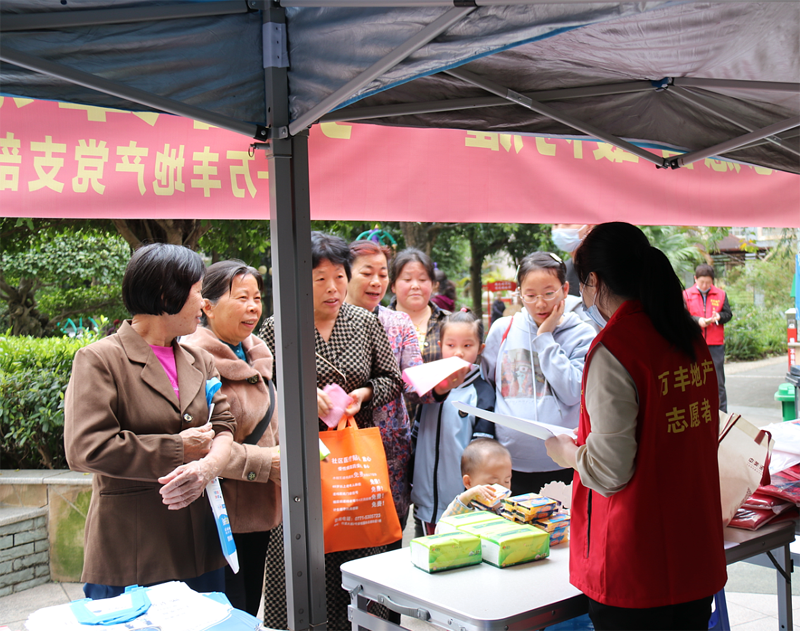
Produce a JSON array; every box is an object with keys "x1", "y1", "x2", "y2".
[{"x1": 0, "y1": 333, "x2": 98, "y2": 469}]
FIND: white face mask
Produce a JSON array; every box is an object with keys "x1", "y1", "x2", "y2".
[
  {"x1": 552, "y1": 228, "x2": 583, "y2": 253},
  {"x1": 584, "y1": 304, "x2": 607, "y2": 329},
  {"x1": 581, "y1": 283, "x2": 607, "y2": 329}
]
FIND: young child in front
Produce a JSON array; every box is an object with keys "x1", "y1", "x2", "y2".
[
  {"x1": 410, "y1": 310, "x2": 496, "y2": 535},
  {"x1": 437, "y1": 438, "x2": 513, "y2": 526}
]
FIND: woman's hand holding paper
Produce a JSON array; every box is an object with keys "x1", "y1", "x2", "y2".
[
  {"x1": 545, "y1": 434, "x2": 579, "y2": 469},
  {"x1": 345, "y1": 386, "x2": 372, "y2": 416}
]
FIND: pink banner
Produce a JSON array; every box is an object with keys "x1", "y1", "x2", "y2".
[
  {"x1": 1, "y1": 98, "x2": 797, "y2": 226},
  {"x1": 310, "y1": 122, "x2": 799, "y2": 228}
]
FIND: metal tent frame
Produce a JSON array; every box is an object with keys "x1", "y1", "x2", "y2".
[{"x1": 1, "y1": 2, "x2": 799, "y2": 629}]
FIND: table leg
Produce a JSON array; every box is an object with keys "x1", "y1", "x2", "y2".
[{"x1": 771, "y1": 544, "x2": 793, "y2": 631}]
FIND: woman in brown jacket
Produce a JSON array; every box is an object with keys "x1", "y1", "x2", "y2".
[
  {"x1": 182, "y1": 260, "x2": 281, "y2": 616},
  {"x1": 64, "y1": 243, "x2": 236, "y2": 600}
]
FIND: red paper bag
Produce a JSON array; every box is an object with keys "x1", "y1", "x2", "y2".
[{"x1": 319, "y1": 416, "x2": 402, "y2": 554}]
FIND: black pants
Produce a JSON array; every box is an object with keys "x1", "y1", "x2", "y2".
[
  {"x1": 224, "y1": 529, "x2": 271, "y2": 616},
  {"x1": 84, "y1": 567, "x2": 225, "y2": 600},
  {"x1": 510, "y1": 468, "x2": 574, "y2": 497},
  {"x1": 588, "y1": 595, "x2": 713, "y2": 631},
  {"x1": 709, "y1": 344, "x2": 727, "y2": 413}
]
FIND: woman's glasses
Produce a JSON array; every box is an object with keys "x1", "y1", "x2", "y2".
[{"x1": 517, "y1": 288, "x2": 563, "y2": 304}]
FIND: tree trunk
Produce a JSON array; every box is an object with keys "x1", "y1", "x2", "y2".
[
  {"x1": 0, "y1": 273, "x2": 49, "y2": 336},
  {"x1": 398, "y1": 222, "x2": 458, "y2": 256},
  {"x1": 469, "y1": 240, "x2": 484, "y2": 321},
  {"x1": 112, "y1": 219, "x2": 211, "y2": 250}
]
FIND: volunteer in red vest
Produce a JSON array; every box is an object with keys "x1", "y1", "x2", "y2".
[
  {"x1": 546, "y1": 222, "x2": 726, "y2": 631},
  {"x1": 684, "y1": 264, "x2": 733, "y2": 412}
]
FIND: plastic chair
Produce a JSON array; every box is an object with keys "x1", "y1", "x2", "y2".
[{"x1": 708, "y1": 589, "x2": 730, "y2": 631}]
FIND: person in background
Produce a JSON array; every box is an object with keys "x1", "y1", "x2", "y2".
[
  {"x1": 432, "y1": 267, "x2": 457, "y2": 311},
  {"x1": 64, "y1": 243, "x2": 235, "y2": 599},
  {"x1": 437, "y1": 438, "x2": 513, "y2": 525},
  {"x1": 491, "y1": 296, "x2": 507, "y2": 325},
  {"x1": 388, "y1": 248, "x2": 451, "y2": 420},
  {"x1": 552, "y1": 224, "x2": 594, "y2": 297},
  {"x1": 412, "y1": 310, "x2": 495, "y2": 534},
  {"x1": 259, "y1": 232, "x2": 402, "y2": 631},
  {"x1": 346, "y1": 240, "x2": 465, "y2": 536},
  {"x1": 683, "y1": 263, "x2": 732, "y2": 412},
  {"x1": 482, "y1": 252, "x2": 595, "y2": 496},
  {"x1": 546, "y1": 222, "x2": 726, "y2": 630},
  {"x1": 181, "y1": 260, "x2": 280, "y2": 616}
]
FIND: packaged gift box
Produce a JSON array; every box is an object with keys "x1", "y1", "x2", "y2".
[{"x1": 410, "y1": 532, "x2": 482, "y2": 573}]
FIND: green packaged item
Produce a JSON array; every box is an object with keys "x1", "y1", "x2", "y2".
[
  {"x1": 480, "y1": 524, "x2": 551, "y2": 568},
  {"x1": 457, "y1": 518, "x2": 521, "y2": 539},
  {"x1": 410, "y1": 532, "x2": 483, "y2": 573},
  {"x1": 437, "y1": 510, "x2": 506, "y2": 534}
]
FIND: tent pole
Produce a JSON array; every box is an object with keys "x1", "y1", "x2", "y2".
[
  {"x1": 445, "y1": 66, "x2": 665, "y2": 167},
  {"x1": 669, "y1": 87, "x2": 800, "y2": 159},
  {"x1": 0, "y1": 46, "x2": 266, "y2": 140},
  {"x1": 674, "y1": 77, "x2": 800, "y2": 93},
  {"x1": 0, "y1": 1, "x2": 249, "y2": 31},
  {"x1": 320, "y1": 80, "x2": 655, "y2": 122},
  {"x1": 665, "y1": 116, "x2": 800, "y2": 168},
  {"x1": 263, "y1": 6, "x2": 327, "y2": 631},
  {"x1": 288, "y1": 4, "x2": 475, "y2": 135}
]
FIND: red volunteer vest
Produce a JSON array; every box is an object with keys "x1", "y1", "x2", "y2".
[
  {"x1": 570, "y1": 300, "x2": 726, "y2": 608},
  {"x1": 683, "y1": 284, "x2": 726, "y2": 345}
]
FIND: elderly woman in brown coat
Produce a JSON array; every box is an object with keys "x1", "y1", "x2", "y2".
[
  {"x1": 182, "y1": 260, "x2": 280, "y2": 616},
  {"x1": 64, "y1": 243, "x2": 236, "y2": 600}
]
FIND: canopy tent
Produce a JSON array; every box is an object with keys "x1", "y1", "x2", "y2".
[{"x1": 1, "y1": 2, "x2": 798, "y2": 629}]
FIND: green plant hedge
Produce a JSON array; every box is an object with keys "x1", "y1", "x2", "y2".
[
  {"x1": 0, "y1": 332, "x2": 100, "y2": 469},
  {"x1": 725, "y1": 304, "x2": 787, "y2": 362}
]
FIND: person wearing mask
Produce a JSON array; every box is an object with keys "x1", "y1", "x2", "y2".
[
  {"x1": 546, "y1": 222, "x2": 726, "y2": 630},
  {"x1": 551, "y1": 224, "x2": 594, "y2": 297},
  {"x1": 683, "y1": 264, "x2": 733, "y2": 412}
]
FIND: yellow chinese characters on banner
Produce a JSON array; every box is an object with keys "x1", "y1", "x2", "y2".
[{"x1": 0, "y1": 99, "x2": 270, "y2": 217}]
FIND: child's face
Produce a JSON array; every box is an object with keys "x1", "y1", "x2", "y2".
[
  {"x1": 519, "y1": 268, "x2": 566, "y2": 326},
  {"x1": 440, "y1": 322, "x2": 484, "y2": 365},
  {"x1": 465, "y1": 454, "x2": 512, "y2": 490}
]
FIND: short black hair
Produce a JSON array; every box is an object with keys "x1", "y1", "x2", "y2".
[
  {"x1": 517, "y1": 252, "x2": 567, "y2": 286},
  {"x1": 311, "y1": 231, "x2": 351, "y2": 280},
  {"x1": 389, "y1": 248, "x2": 435, "y2": 289},
  {"x1": 694, "y1": 264, "x2": 715, "y2": 280},
  {"x1": 201, "y1": 259, "x2": 263, "y2": 326},
  {"x1": 122, "y1": 243, "x2": 205, "y2": 316},
  {"x1": 461, "y1": 438, "x2": 511, "y2": 476}
]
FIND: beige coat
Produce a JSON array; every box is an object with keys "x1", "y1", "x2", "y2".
[
  {"x1": 181, "y1": 327, "x2": 281, "y2": 533},
  {"x1": 64, "y1": 321, "x2": 236, "y2": 586}
]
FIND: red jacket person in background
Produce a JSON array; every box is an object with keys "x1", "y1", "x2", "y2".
[{"x1": 683, "y1": 264, "x2": 733, "y2": 412}]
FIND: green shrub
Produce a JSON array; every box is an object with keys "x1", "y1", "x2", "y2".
[
  {"x1": 0, "y1": 331, "x2": 101, "y2": 469},
  {"x1": 725, "y1": 304, "x2": 787, "y2": 362}
]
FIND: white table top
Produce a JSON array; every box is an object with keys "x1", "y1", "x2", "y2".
[{"x1": 341, "y1": 521, "x2": 796, "y2": 631}]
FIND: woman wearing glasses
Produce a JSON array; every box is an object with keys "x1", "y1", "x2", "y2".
[{"x1": 482, "y1": 252, "x2": 596, "y2": 496}]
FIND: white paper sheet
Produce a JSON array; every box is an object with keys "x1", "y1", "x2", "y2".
[
  {"x1": 402, "y1": 356, "x2": 470, "y2": 395},
  {"x1": 452, "y1": 402, "x2": 576, "y2": 441}
]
